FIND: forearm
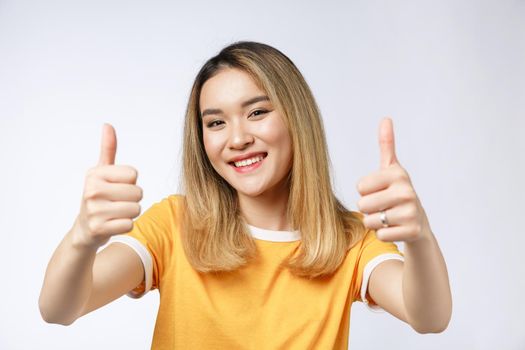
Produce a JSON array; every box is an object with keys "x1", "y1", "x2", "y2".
[
  {"x1": 39, "y1": 218, "x2": 98, "y2": 325},
  {"x1": 402, "y1": 226, "x2": 452, "y2": 333}
]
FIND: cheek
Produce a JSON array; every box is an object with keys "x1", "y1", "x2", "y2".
[
  {"x1": 202, "y1": 132, "x2": 221, "y2": 162},
  {"x1": 263, "y1": 120, "x2": 292, "y2": 158}
]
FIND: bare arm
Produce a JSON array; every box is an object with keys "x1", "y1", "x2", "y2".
[
  {"x1": 39, "y1": 123, "x2": 144, "y2": 325},
  {"x1": 401, "y1": 228, "x2": 452, "y2": 332},
  {"x1": 38, "y1": 218, "x2": 98, "y2": 325},
  {"x1": 38, "y1": 218, "x2": 145, "y2": 325},
  {"x1": 357, "y1": 118, "x2": 452, "y2": 333},
  {"x1": 77, "y1": 240, "x2": 145, "y2": 318},
  {"x1": 367, "y1": 228, "x2": 452, "y2": 333}
]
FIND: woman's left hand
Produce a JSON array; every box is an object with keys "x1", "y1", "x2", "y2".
[{"x1": 356, "y1": 117, "x2": 432, "y2": 243}]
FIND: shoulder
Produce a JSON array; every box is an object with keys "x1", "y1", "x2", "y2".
[
  {"x1": 164, "y1": 193, "x2": 185, "y2": 204},
  {"x1": 135, "y1": 194, "x2": 186, "y2": 228},
  {"x1": 154, "y1": 194, "x2": 185, "y2": 211}
]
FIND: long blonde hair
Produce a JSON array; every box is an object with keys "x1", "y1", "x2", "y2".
[{"x1": 180, "y1": 41, "x2": 365, "y2": 278}]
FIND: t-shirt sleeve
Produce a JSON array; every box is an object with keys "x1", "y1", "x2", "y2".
[
  {"x1": 104, "y1": 195, "x2": 175, "y2": 299},
  {"x1": 353, "y1": 226, "x2": 405, "y2": 313}
]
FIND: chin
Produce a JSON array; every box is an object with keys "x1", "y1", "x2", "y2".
[
  {"x1": 231, "y1": 183, "x2": 268, "y2": 198},
  {"x1": 235, "y1": 188, "x2": 266, "y2": 198}
]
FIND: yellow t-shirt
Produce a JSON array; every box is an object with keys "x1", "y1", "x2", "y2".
[{"x1": 108, "y1": 194, "x2": 404, "y2": 349}]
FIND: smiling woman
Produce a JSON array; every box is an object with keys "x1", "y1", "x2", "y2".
[
  {"x1": 39, "y1": 41, "x2": 452, "y2": 349},
  {"x1": 201, "y1": 69, "x2": 293, "y2": 206},
  {"x1": 180, "y1": 42, "x2": 365, "y2": 277}
]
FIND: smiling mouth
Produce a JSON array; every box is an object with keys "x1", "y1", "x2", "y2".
[{"x1": 229, "y1": 152, "x2": 268, "y2": 168}]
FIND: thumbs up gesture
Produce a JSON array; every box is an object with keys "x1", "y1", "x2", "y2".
[
  {"x1": 73, "y1": 124, "x2": 143, "y2": 249},
  {"x1": 356, "y1": 118, "x2": 431, "y2": 243}
]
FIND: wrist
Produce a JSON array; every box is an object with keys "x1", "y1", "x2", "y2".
[
  {"x1": 405, "y1": 225, "x2": 433, "y2": 250},
  {"x1": 70, "y1": 217, "x2": 107, "y2": 253}
]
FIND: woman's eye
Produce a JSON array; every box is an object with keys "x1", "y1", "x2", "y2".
[
  {"x1": 250, "y1": 109, "x2": 268, "y2": 118},
  {"x1": 206, "y1": 120, "x2": 224, "y2": 128}
]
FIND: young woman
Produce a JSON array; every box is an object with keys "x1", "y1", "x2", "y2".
[{"x1": 39, "y1": 41, "x2": 452, "y2": 349}]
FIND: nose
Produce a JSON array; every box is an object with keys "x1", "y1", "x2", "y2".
[{"x1": 228, "y1": 120, "x2": 254, "y2": 150}]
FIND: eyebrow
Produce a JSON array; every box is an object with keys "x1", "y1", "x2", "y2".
[{"x1": 200, "y1": 95, "x2": 270, "y2": 118}]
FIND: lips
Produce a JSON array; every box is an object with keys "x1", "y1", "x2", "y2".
[
  {"x1": 228, "y1": 152, "x2": 268, "y2": 165},
  {"x1": 228, "y1": 152, "x2": 267, "y2": 173}
]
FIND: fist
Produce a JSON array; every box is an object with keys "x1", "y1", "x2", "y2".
[
  {"x1": 73, "y1": 123, "x2": 143, "y2": 249},
  {"x1": 356, "y1": 118, "x2": 429, "y2": 243}
]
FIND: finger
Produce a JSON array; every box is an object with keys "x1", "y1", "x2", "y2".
[
  {"x1": 379, "y1": 117, "x2": 398, "y2": 169},
  {"x1": 98, "y1": 182, "x2": 143, "y2": 202},
  {"x1": 357, "y1": 188, "x2": 401, "y2": 214},
  {"x1": 361, "y1": 205, "x2": 404, "y2": 230},
  {"x1": 375, "y1": 226, "x2": 410, "y2": 242},
  {"x1": 100, "y1": 201, "x2": 142, "y2": 221},
  {"x1": 101, "y1": 218, "x2": 135, "y2": 236},
  {"x1": 356, "y1": 166, "x2": 399, "y2": 195},
  {"x1": 376, "y1": 225, "x2": 421, "y2": 242},
  {"x1": 98, "y1": 123, "x2": 117, "y2": 166},
  {"x1": 95, "y1": 165, "x2": 139, "y2": 184}
]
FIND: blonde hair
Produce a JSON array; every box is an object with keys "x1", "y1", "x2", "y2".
[{"x1": 180, "y1": 41, "x2": 366, "y2": 278}]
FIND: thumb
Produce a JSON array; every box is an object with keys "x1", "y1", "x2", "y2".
[
  {"x1": 98, "y1": 123, "x2": 117, "y2": 166},
  {"x1": 379, "y1": 117, "x2": 398, "y2": 169}
]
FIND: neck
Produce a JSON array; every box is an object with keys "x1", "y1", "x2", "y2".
[{"x1": 237, "y1": 181, "x2": 292, "y2": 231}]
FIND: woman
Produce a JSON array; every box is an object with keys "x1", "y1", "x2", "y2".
[{"x1": 39, "y1": 41, "x2": 452, "y2": 349}]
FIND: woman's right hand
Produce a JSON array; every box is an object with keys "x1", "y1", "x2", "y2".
[{"x1": 73, "y1": 123, "x2": 143, "y2": 250}]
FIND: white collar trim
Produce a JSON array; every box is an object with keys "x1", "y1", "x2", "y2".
[{"x1": 247, "y1": 224, "x2": 301, "y2": 242}]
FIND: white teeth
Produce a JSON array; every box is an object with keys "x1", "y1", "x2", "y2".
[{"x1": 233, "y1": 155, "x2": 265, "y2": 168}]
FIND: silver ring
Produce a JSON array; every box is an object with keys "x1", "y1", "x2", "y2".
[{"x1": 379, "y1": 210, "x2": 389, "y2": 228}]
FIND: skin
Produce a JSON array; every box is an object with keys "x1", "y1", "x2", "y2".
[{"x1": 200, "y1": 68, "x2": 293, "y2": 231}]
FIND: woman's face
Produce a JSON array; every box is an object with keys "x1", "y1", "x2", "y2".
[{"x1": 200, "y1": 68, "x2": 293, "y2": 199}]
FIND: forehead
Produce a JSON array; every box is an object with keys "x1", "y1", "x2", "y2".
[{"x1": 199, "y1": 68, "x2": 266, "y2": 109}]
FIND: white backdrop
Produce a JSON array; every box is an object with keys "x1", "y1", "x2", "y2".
[{"x1": 1, "y1": 0, "x2": 524, "y2": 349}]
